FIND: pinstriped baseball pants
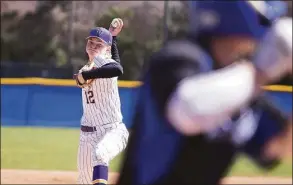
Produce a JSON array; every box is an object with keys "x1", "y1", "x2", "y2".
[{"x1": 77, "y1": 123, "x2": 129, "y2": 184}]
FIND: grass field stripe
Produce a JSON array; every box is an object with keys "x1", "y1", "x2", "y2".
[{"x1": 1, "y1": 127, "x2": 291, "y2": 176}]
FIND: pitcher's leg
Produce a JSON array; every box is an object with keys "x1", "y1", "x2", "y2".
[
  {"x1": 92, "y1": 124, "x2": 129, "y2": 185},
  {"x1": 78, "y1": 141, "x2": 94, "y2": 184}
]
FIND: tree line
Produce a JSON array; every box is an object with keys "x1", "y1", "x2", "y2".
[
  {"x1": 1, "y1": 1, "x2": 177, "y2": 80},
  {"x1": 1, "y1": 1, "x2": 291, "y2": 84}
]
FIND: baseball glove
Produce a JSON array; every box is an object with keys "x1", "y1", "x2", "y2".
[
  {"x1": 73, "y1": 73, "x2": 95, "y2": 88},
  {"x1": 74, "y1": 63, "x2": 96, "y2": 88}
]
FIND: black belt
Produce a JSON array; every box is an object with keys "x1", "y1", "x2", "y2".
[
  {"x1": 81, "y1": 123, "x2": 122, "y2": 132},
  {"x1": 81, "y1": 125, "x2": 97, "y2": 132}
]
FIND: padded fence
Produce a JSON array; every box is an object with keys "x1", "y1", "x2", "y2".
[{"x1": 1, "y1": 79, "x2": 292, "y2": 128}]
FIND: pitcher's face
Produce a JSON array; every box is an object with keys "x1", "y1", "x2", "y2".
[{"x1": 86, "y1": 37, "x2": 108, "y2": 57}]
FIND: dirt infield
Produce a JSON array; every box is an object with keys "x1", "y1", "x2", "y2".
[{"x1": 1, "y1": 169, "x2": 292, "y2": 184}]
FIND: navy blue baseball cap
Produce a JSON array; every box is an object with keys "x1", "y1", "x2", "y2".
[{"x1": 86, "y1": 27, "x2": 112, "y2": 46}]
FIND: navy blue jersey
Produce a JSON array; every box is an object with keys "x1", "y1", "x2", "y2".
[{"x1": 118, "y1": 40, "x2": 288, "y2": 185}]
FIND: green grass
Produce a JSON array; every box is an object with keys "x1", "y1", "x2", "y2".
[
  {"x1": 1, "y1": 126, "x2": 123, "y2": 171},
  {"x1": 1, "y1": 127, "x2": 292, "y2": 177},
  {"x1": 1, "y1": 127, "x2": 80, "y2": 171},
  {"x1": 229, "y1": 157, "x2": 292, "y2": 177}
]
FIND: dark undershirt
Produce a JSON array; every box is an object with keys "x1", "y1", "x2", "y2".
[
  {"x1": 82, "y1": 36, "x2": 123, "y2": 80},
  {"x1": 111, "y1": 36, "x2": 120, "y2": 63},
  {"x1": 82, "y1": 62, "x2": 123, "y2": 79}
]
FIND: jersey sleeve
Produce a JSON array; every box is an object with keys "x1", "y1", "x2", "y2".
[
  {"x1": 111, "y1": 36, "x2": 121, "y2": 63},
  {"x1": 82, "y1": 62, "x2": 123, "y2": 80},
  {"x1": 147, "y1": 40, "x2": 202, "y2": 113}
]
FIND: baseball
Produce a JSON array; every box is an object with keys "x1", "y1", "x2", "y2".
[{"x1": 111, "y1": 19, "x2": 119, "y2": 28}]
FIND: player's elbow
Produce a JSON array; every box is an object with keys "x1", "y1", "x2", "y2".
[
  {"x1": 110, "y1": 63, "x2": 123, "y2": 77},
  {"x1": 116, "y1": 65, "x2": 123, "y2": 76}
]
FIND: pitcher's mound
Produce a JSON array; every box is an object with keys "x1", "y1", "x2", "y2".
[{"x1": 1, "y1": 169, "x2": 292, "y2": 184}]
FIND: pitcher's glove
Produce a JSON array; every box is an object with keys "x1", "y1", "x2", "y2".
[{"x1": 73, "y1": 73, "x2": 93, "y2": 88}]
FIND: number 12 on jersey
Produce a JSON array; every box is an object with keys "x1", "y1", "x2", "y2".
[{"x1": 85, "y1": 90, "x2": 95, "y2": 104}]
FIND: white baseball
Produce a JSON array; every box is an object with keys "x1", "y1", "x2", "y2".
[{"x1": 111, "y1": 19, "x2": 119, "y2": 28}]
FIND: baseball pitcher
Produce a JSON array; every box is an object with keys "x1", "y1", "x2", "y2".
[{"x1": 74, "y1": 18, "x2": 129, "y2": 185}]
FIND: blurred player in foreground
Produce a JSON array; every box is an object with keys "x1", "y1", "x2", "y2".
[
  {"x1": 118, "y1": 1, "x2": 292, "y2": 185},
  {"x1": 74, "y1": 18, "x2": 129, "y2": 185}
]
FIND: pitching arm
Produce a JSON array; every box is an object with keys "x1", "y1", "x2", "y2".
[{"x1": 111, "y1": 36, "x2": 121, "y2": 63}]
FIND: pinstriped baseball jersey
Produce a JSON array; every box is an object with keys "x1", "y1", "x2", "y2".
[{"x1": 80, "y1": 56, "x2": 123, "y2": 127}]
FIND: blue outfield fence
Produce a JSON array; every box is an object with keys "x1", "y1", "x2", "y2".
[
  {"x1": 1, "y1": 84, "x2": 139, "y2": 128},
  {"x1": 1, "y1": 78, "x2": 292, "y2": 128}
]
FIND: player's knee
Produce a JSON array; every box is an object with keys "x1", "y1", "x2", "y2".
[
  {"x1": 125, "y1": 128, "x2": 130, "y2": 140},
  {"x1": 94, "y1": 148, "x2": 110, "y2": 165},
  {"x1": 120, "y1": 124, "x2": 130, "y2": 148},
  {"x1": 121, "y1": 130, "x2": 129, "y2": 148}
]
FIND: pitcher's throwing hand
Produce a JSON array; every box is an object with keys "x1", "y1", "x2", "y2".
[{"x1": 109, "y1": 18, "x2": 124, "y2": 36}]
